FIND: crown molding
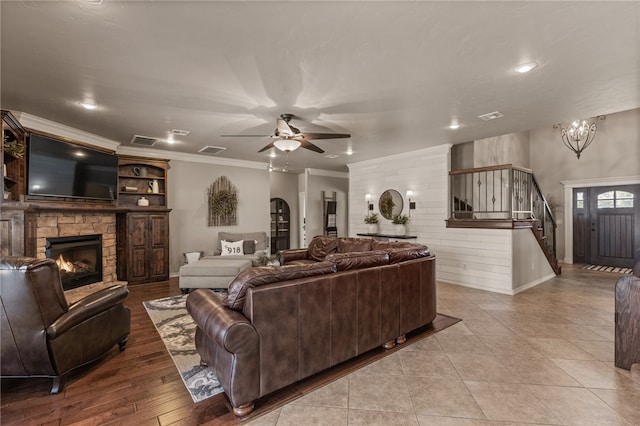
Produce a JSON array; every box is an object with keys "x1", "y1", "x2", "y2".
[
  {"x1": 14, "y1": 112, "x2": 121, "y2": 151},
  {"x1": 347, "y1": 144, "x2": 452, "y2": 170},
  {"x1": 561, "y1": 175, "x2": 640, "y2": 188},
  {"x1": 116, "y1": 146, "x2": 269, "y2": 170}
]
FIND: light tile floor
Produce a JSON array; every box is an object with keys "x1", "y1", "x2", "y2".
[{"x1": 247, "y1": 265, "x2": 640, "y2": 425}]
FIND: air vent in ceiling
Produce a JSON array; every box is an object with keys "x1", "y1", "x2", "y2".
[
  {"x1": 170, "y1": 129, "x2": 190, "y2": 136},
  {"x1": 130, "y1": 135, "x2": 158, "y2": 146},
  {"x1": 478, "y1": 111, "x2": 504, "y2": 121},
  {"x1": 198, "y1": 146, "x2": 227, "y2": 155}
]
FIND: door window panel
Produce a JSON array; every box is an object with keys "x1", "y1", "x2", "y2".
[
  {"x1": 597, "y1": 190, "x2": 634, "y2": 209},
  {"x1": 576, "y1": 191, "x2": 584, "y2": 209}
]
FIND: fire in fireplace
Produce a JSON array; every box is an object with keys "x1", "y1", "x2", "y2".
[{"x1": 45, "y1": 235, "x2": 103, "y2": 290}]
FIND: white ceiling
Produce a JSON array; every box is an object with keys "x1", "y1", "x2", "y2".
[{"x1": 1, "y1": 1, "x2": 638, "y2": 173}]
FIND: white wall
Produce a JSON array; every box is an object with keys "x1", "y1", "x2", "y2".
[
  {"x1": 530, "y1": 108, "x2": 640, "y2": 261},
  {"x1": 304, "y1": 170, "x2": 349, "y2": 241},
  {"x1": 269, "y1": 171, "x2": 300, "y2": 249},
  {"x1": 168, "y1": 159, "x2": 270, "y2": 274},
  {"x1": 512, "y1": 229, "x2": 555, "y2": 292},
  {"x1": 348, "y1": 144, "x2": 553, "y2": 295},
  {"x1": 474, "y1": 131, "x2": 530, "y2": 168}
]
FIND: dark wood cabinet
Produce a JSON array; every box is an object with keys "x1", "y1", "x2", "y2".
[
  {"x1": 270, "y1": 198, "x2": 290, "y2": 254},
  {"x1": 1, "y1": 110, "x2": 26, "y2": 202},
  {"x1": 117, "y1": 211, "x2": 170, "y2": 284}
]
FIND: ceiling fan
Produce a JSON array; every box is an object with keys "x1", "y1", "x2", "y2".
[{"x1": 221, "y1": 113, "x2": 350, "y2": 154}]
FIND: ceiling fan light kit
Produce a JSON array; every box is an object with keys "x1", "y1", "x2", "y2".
[
  {"x1": 273, "y1": 139, "x2": 301, "y2": 152},
  {"x1": 221, "y1": 113, "x2": 351, "y2": 155}
]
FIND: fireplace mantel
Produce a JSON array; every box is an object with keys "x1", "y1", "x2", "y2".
[{"x1": 2, "y1": 201, "x2": 169, "y2": 214}]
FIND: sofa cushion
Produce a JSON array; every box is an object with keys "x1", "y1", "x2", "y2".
[
  {"x1": 243, "y1": 239, "x2": 257, "y2": 255},
  {"x1": 371, "y1": 240, "x2": 415, "y2": 250},
  {"x1": 307, "y1": 236, "x2": 339, "y2": 261},
  {"x1": 325, "y1": 250, "x2": 389, "y2": 271},
  {"x1": 337, "y1": 237, "x2": 372, "y2": 253},
  {"x1": 224, "y1": 261, "x2": 337, "y2": 311},
  {"x1": 221, "y1": 240, "x2": 244, "y2": 256},
  {"x1": 218, "y1": 232, "x2": 268, "y2": 252},
  {"x1": 386, "y1": 246, "x2": 430, "y2": 263}
]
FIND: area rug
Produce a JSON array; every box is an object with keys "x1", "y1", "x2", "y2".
[
  {"x1": 581, "y1": 264, "x2": 633, "y2": 274},
  {"x1": 143, "y1": 293, "x2": 225, "y2": 403},
  {"x1": 144, "y1": 292, "x2": 461, "y2": 408}
]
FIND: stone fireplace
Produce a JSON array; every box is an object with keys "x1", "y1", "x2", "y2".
[{"x1": 32, "y1": 210, "x2": 122, "y2": 302}]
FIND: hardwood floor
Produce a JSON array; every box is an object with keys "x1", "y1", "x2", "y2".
[{"x1": 0, "y1": 277, "x2": 458, "y2": 425}]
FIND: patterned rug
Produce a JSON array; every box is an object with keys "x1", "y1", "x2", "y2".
[
  {"x1": 143, "y1": 292, "x2": 226, "y2": 403},
  {"x1": 581, "y1": 264, "x2": 633, "y2": 274}
]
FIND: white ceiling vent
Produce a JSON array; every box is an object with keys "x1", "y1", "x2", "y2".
[
  {"x1": 478, "y1": 111, "x2": 504, "y2": 121},
  {"x1": 130, "y1": 135, "x2": 158, "y2": 146},
  {"x1": 198, "y1": 146, "x2": 227, "y2": 155},
  {"x1": 170, "y1": 129, "x2": 190, "y2": 136}
]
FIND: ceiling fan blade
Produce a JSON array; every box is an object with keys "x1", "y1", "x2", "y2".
[
  {"x1": 258, "y1": 142, "x2": 276, "y2": 152},
  {"x1": 276, "y1": 118, "x2": 295, "y2": 137},
  {"x1": 299, "y1": 138, "x2": 325, "y2": 153},
  {"x1": 300, "y1": 132, "x2": 351, "y2": 140},
  {"x1": 220, "y1": 134, "x2": 272, "y2": 137}
]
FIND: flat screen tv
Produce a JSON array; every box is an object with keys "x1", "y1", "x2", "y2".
[{"x1": 27, "y1": 134, "x2": 118, "y2": 201}]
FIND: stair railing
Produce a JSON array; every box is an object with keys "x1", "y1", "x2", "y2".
[{"x1": 449, "y1": 164, "x2": 557, "y2": 260}]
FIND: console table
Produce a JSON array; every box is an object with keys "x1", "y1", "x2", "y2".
[{"x1": 357, "y1": 233, "x2": 417, "y2": 242}]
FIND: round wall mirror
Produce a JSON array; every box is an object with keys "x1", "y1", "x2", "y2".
[{"x1": 378, "y1": 189, "x2": 403, "y2": 220}]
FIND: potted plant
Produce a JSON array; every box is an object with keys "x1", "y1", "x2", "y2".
[
  {"x1": 3, "y1": 183, "x2": 11, "y2": 200},
  {"x1": 364, "y1": 213, "x2": 379, "y2": 234},
  {"x1": 392, "y1": 213, "x2": 409, "y2": 235}
]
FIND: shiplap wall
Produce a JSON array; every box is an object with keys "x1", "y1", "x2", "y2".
[{"x1": 348, "y1": 144, "x2": 552, "y2": 295}]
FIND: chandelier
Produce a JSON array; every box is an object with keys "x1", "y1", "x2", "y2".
[{"x1": 554, "y1": 116, "x2": 605, "y2": 159}]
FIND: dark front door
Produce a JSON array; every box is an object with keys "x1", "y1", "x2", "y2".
[{"x1": 574, "y1": 185, "x2": 639, "y2": 268}]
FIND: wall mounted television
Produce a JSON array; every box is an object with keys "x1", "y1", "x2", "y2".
[{"x1": 27, "y1": 133, "x2": 118, "y2": 201}]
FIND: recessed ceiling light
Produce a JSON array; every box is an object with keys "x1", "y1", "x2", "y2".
[
  {"x1": 270, "y1": 151, "x2": 276, "y2": 158},
  {"x1": 166, "y1": 133, "x2": 175, "y2": 144},
  {"x1": 346, "y1": 148, "x2": 353, "y2": 155},
  {"x1": 325, "y1": 154, "x2": 339, "y2": 159},
  {"x1": 516, "y1": 62, "x2": 538, "y2": 73},
  {"x1": 79, "y1": 101, "x2": 98, "y2": 110},
  {"x1": 449, "y1": 123, "x2": 461, "y2": 130}
]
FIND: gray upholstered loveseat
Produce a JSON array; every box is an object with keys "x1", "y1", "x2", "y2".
[
  {"x1": 186, "y1": 236, "x2": 436, "y2": 416},
  {"x1": 179, "y1": 232, "x2": 269, "y2": 292}
]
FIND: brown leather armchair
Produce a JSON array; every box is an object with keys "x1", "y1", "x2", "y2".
[
  {"x1": 0, "y1": 257, "x2": 131, "y2": 393},
  {"x1": 615, "y1": 262, "x2": 640, "y2": 370}
]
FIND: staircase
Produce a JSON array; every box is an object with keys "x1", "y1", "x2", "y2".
[{"x1": 447, "y1": 164, "x2": 561, "y2": 275}]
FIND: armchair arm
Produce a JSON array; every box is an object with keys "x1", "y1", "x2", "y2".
[
  {"x1": 47, "y1": 285, "x2": 129, "y2": 339},
  {"x1": 277, "y1": 248, "x2": 309, "y2": 265},
  {"x1": 186, "y1": 289, "x2": 258, "y2": 353}
]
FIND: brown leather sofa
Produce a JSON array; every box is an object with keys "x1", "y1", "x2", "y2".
[
  {"x1": 186, "y1": 236, "x2": 436, "y2": 416},
  {"x1": 0, "y1": 257, "x2": 131, "y2": 393}
]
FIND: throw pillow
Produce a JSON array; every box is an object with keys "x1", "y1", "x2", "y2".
[
  {"x1": 243, "y1": 239, "x2": 257, "y2": 255},
  {"x1": 307, "y1": 236, "x2": 339, "y2": 261},
  {"x1": 221, "y1": 239, "x2": 244, "y2": 256}
]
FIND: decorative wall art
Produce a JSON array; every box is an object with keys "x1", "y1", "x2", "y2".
[{"x1": 208, "y1": 176, "x2": 238, "y2": 226}]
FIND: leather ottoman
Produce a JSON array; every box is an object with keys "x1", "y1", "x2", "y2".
[{"x1": 179, "y1": 258, "x2": 252, "y2": 292}]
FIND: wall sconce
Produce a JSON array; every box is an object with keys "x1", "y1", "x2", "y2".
[
  {"x1": 365, "y1": 193, "x2": 373, "y2": 214},
  {"x1": 406, "y1": 190, "x2": 416, "y2": 215}
]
